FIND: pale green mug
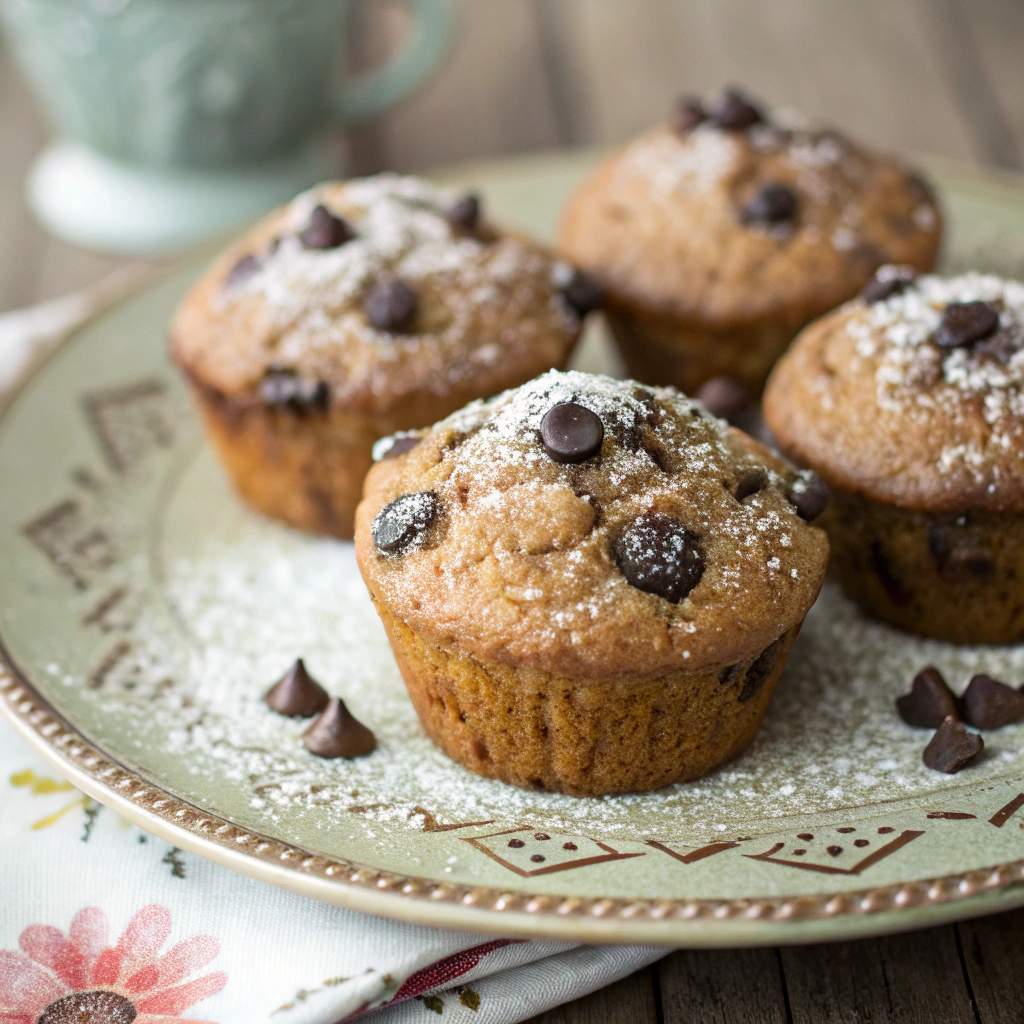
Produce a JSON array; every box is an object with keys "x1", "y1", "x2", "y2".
[{"x1": 0, "y1": 0, "x2": 456, "y2": 254}]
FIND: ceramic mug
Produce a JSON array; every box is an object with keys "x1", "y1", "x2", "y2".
[{"x1": 0, "y1": 0, "x2": 456, "y2": 253}]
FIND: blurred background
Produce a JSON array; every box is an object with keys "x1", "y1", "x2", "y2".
[{"x1": 0, "y1": 0, "x2": 1021, "y2": 307}]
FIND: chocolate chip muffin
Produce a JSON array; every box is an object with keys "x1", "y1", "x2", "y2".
[
  {"x1": 355, "y1": 370, "x2": 829, "y2": 796},
  {"x1": 170, "y1": 175, "x2": 591, "y2": 538},
  {"x1": 558, "y1": 88, "x2": 941, "y2": 401},
  {"x1": 764, "y1": 269, "x2": 1024, "y2": 644}
]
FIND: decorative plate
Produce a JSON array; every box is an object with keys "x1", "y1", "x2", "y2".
[{"x1": 4, "y1": 152, "x2": 1024, "y2": 947}]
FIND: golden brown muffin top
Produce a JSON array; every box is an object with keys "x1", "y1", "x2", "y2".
[
  {"x1": 558, "y1": 90, "x2": 941, "y2": 328},
  {"x1": 356, "y1": 371, "x2": 829, "y2": 680},
  {"x1": 170, "y1": 175, "x2": 586, "y2": 418},
  {"x1": 764, "y1": 269, "x2": 1024, "y2": 513}
]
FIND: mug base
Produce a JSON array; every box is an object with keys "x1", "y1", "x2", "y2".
[{"x1": 27, "y1": 142, "x2": 341, "y2": 256}]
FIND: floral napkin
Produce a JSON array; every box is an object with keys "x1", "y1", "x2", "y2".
[{"x1": 0, "y1": 283, "x2": 665, "y2": 1024}]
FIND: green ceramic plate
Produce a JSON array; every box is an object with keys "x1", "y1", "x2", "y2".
[{"x1": 4, "y1": 151, "x2": 1024, "y2": 947}]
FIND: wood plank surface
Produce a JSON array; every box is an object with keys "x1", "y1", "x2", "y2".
[{"x1": 1, "y1": 3, "x2": 1023, "y2": 1022}]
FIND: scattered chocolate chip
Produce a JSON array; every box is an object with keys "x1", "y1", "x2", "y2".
[
  {"x1": 534, "y1": 833, "x2": 551, "y2": 840},
  {"x1": 743, "y1": 183, "x2": 798, "y2": 226},
  {"x1": 372, "y1": 491, "x2": 440, "y2": 555},
  {"x1": 962, "y1": 673, "x2": 1024, "y2": 729},
  {"x1": 265, "y1": 658, "x2": 330, "y2": 717},
  {"x1": 935, "y1": 301, "x2": 1000, "y2": 349},
  {"x1": 719, "y1": 662, "x2": 743, "y2": 686},
  {"x1": 878, "y1": 826, "x2": 895, "y2": 834},
  {"x1": 377, "y1": 435, "x2": 422, "y2": 461},
  {"x1": 923, "y1": 717, "x2": 984, "y2": 773},
  {"x1": 739, "y1": 636, "x2": 785, "y2": 703},
  {"x1": 797, "y1": 833, "x2": 813, "y2": 841},
  {"x1": 836, "y1": 827, "x2": 856, "y2": 833},
  {"x1": 299, "y1": 204, "x2": 354, "y2": 249},
  {"x1": 225, "y1": 253, "x2": 260, "y2": 290},
  {"x1": 364, "y1": 279, "x2": 419, "y2": 332},
  {"x1": 530, "y1": 854, "x2": 545, "y2": 863},
  {"x1": 793, "y1": 849, "x2": 807, "y2": 856},
  {"x1": 563, "y1": 842, "x2": 578, "y2": 851},
  {"x1": 446, "y1": 192, "x2": 481, "y2": 233},
  {"x1": 709, "y1": 88, "x2": 763, "y2": 130},
  {"x1": 928, "y1": 526, "x2": 995, "y2": 579},
  {"x1": 671, "y1": 96, "x2": 706, "y2": 134},
  {"x1": 695, "y1": 376, "x2": 749, "y2": 421},
  {"x1": 614, "y1": 512, "x2": 704, "y2": 602},
  {"x1": 869, "y1": 541, "x2": 913, "y2": 606},
  {"x1": 896, "y1": 666, "x2": 959, "y2": 728},
  {"x1": 827, "y1": 845, "x2": 843, "y2": 857},
  {"x1": 854, "y1": 839, "x2": 870, "y2": 848},
  {"x1": 303, "y1": 697, "x2": 376, "y2": 758},
  {"x1": 508, "y1": 838, "x2": 525, "y2": 848},
  {"x1": 540, "y1": 402, "x2": 604, "y2": 463},
  {"x1": 861, "y1": 267, "x2": 917, "y2": 303},
  {"x1": 553, "y1": 263, "x2": 604, "y2": 317},
  {"x1": 787, "y1": 470, "x2": 828, "y2": 522},
  {"x1": 260, "y1": 369, "x2": 330, "y2": 413},
  {"x1": 734, "y1": 466, "x2": 768, "y2": 502}
]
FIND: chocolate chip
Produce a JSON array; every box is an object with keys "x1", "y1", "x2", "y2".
[
  {"x1": 540, "y1": 402, "x2": 604, "y2": 463},
  {"x1": 299, "y1": 204, "x2": 355, "y2": 249},
  {"x1": 377, "y1": 435, "x2": 422, "y2": 461},
  {"x1": 861, "y1": 267, "x2": 917, "y2": 303},
  {"x1": 935, "y1": 301, "x2": 1000, "y2": 349},
  {"x1": 923, "y1": 717, "x2": 983, "y2": 773},
  {"x1": 787, "y1": 470, "x2": 828, "y2": 522},
  {"x1": 709, "y1": 88, "x2": 764, "y2": 130},
  {"x1": 827, "y1": 845, "x2": 843, "y2": 856},
  {"x1": 927, "y1": 526, "x2": 994, "y2": 579},
  {"x1": 869, "y1": 541, "x2": 913, "y2": 606},
  {"x1": 614, "y1": 512, "x2": 704, "y2": 602},
  {"x1": 739, "y1": 636, "x2": 785, "y2": 703},
  {"x1": 530, "y1": 854, "x2": 545, "y2": 863},
  {"x1": 797, "y1": 833, "x2": 813, "y2": 841},
  {"x1": 260, "y1": 369, "x2": 330, "y2": 413},
  {"x1": 878, "y1": 827, "x2": 894, "y2": 834},
  {"x1": 855, "y1": 839, "x2": 870, "y2": 848},
  {"x1": 897, "y1": 666, "x2": 959, "y2": 728},
  {"x1": 303, "y1": 697, "x2": 376, "y2": 758},
  {"x1": 364, "y1": 279, "x2": 418, "y2": 332},
  {"x1": 719, "y1": 663, "x2": 743, "y2": 686},
  {"x1": 695, "y1": 376, "x2": 749, "y2": 421},
  {"x1": 553, "y1": 264, "x2": 604, "y2": 317},
  {"x1": 836, "y1": 827, "x2": 856, "y2": 833},
  {"x1": 743, "y1": 184, "x2": 798, "y2": 226},
  {"x1": 446, "y1": 193, "x2": 481, "y2": 232},
  {"x1": 962, "y1": 673, "x2": 1024, "y2": 729},
  {"x1": 671, "y1": 96, "x2": 706, "y2": 134},
  {"x1": 735, "y1": 466, "x2": 768, "y2": 502},
  {"x1": 563, "y1": 842, "x2": 577, "y2": 850},
  {"x1": 508, "y1": 838, "x2": 525, "y2": 848},
  {"x1": 534, "y1": 833, "x2": 551, "y2": 840},
  {"x1": 372, "y1": 491, "x2": 440, "y2": 555},
  {"x1": 225, "y1": 253, "x2": 260, "y2": 290},
  {"x1": 265, "y1": 658, "x2": 330, "y2": 717}
]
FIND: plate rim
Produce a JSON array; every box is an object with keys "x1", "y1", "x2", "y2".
[{"x1": 4, "y1": 150, "x2": 1024, "y2": 946}]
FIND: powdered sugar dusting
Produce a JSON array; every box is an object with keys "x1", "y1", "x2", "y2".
[{"x1": 614, "y1": 127, "x2": 740, "y2": 194}]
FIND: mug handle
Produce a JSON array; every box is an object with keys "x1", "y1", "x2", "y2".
[{"x1": 334, "y1": 0, "x2": 456, "y2": 125}]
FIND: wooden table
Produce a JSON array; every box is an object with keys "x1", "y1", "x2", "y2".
[{"x1": 3, "y1": 2, "x2": 1024, "y2": 1020}]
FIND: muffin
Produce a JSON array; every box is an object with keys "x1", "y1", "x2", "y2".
[
  {"x1": 764, "y1": 268, "x2": 1024, "y2": 644},
  {"x1": 355, "y1": 370, "x2": 829, "y2": 796},
  {"x1": 558, "y1": 87, "x2": 941, "y2": 400},
  {"x1": 170, "y1": 174, "x2": 593, "y2": 538}
]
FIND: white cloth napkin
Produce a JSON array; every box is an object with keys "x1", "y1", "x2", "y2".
[{"x1": 0, "y1": 283, "x2": 666, "y2": 1024}]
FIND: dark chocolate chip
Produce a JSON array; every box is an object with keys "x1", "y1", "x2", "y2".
[
  {"x1": 743, "y1": 183, "x2": 798, "y2": 226},
  {"x1": 446, "y1": 193, "x2": 481, "y2": 232},
  {"x1": 614, "y1": 512, "x2": 704, "y2": 603},
  {"x1": 364, "y1": 279, "x2": 419, "y2": 332},
  {"x1": 303, "y1": 697, "x2": 376, "y2": 758},
  {"x1": 563, "y1": 842, "x2": 577, "y2": 850},
  {"x1": 265, "y1": 658, "x2": 330, "y2": 718},
  {"x1": 225, "y1": 253, "x2": 260, "y2": 290},
  {"x1": 554, "y1": 264, "x2": 604, "y2": 317},
  {"x1": 377, "y1": 435, "x2": 422, "y2": 461},
  {"x1": 896, "y1": 667, "x2": 960, "y2": 728},
  {"x1": 869, "y1": 541, "x2": 913, "y2": 606},
  {"x1": 530, "y1": 854, "x2": 546, "y2": 863},
  {"x1": 787, "y1": 470, "x2": 828, "y2": 522},
  {"x1": 797, "y1": 833, "x2": 813, "y2": 841},
  {"x1": 923, "y1": 717, "x2": 984, "y2": 773},
  {"x1": 372, "y1": 491, "x2": 440, "y2": 555},
  {"x1": 709, "y1": 88, "x2": 764, "y2": 130},
  {"x1": 878, "y1": 827, "x2": 895, "y2": 834},
  {"x1": 540, "y1": 402, "x2": 604, "y2": 463},
  {"x1": 534, "y1": 833, "x2": 551, "y2": 840},
  {"x1": 695, "y1": 376, "x2": 749, "y2": 421},
  {"x1": 827, "y1": 845, "x2": 843, "y2": 856},
  {"x1": 962, "y1": 673, "x2": 1024, "y2": 729},
  {"x1": 508, "y1": 838, "x2": 525, "y2": 848},
  {"x1": 719, "y1": 662, "x2": 743, "y2": 686},
  {"x1": 793, "y1": 849, "x2": 806, "y2": 856},
  {"x1": 259, "y1": 369, "x2": 330, "y2": 413},
  {"x1": 836, "y1": 827, "x2": 856, "y2": 833},
  {"x1": 671, "y1": 96, "x2": 707, "y2": 134},
  {"x1": 735, "y1": 466, "x2": 768, "y2": 502},
  {"x1": 739, "y1": 636, "x2": 785, "y2": 703},
  {"x1": 855, "y1": 839, "x2": 870, "y2": 848},
  {"x1": 299, "y1": 204, "x2": 355, "y2": 249},
  {"x1": 861, "y1": 267, "x2": 917, "y2": 303},
  {"x1": 928, "y1": 526, "x2": 994, "y2": 579},
  {"x1": 935, "y1": 301, "x2": 1000, "y2": 349}
]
